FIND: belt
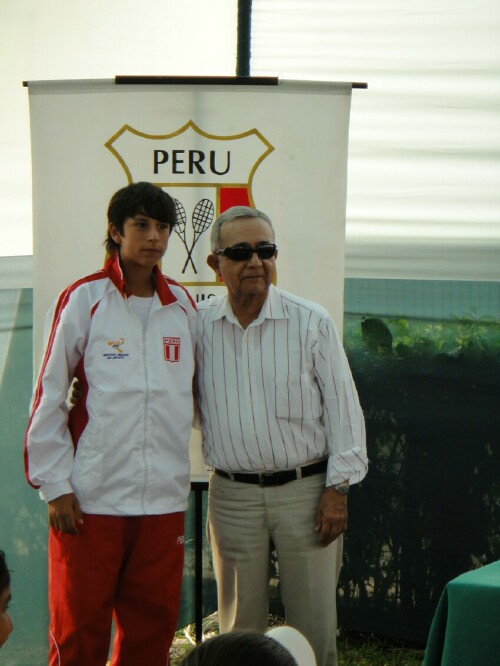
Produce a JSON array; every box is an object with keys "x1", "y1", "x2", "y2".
[{"x1": 214, "y1": 459, "x2": 328, "y2": 488}]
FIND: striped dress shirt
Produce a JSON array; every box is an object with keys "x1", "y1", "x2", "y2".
[{"x1": 196, "y1": 285, "x2": 368, "y2": 487}]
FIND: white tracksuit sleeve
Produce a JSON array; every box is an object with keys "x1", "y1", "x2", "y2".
[{"x1": 25, "y1": 287, "x2": 90, "y2": 502}]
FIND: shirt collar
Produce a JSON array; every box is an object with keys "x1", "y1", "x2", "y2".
[{"x1": 213, "y1": 284, "x2": 288, "y2": 325}]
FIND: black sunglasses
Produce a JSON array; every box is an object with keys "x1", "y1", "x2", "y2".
[{"x1": 215, "y1": 243, "x2": 277, "y2": 262}]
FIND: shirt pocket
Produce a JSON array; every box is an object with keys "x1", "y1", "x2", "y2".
[{"x1": 275, "y1": 373, "x2": 323, "y2": 421}]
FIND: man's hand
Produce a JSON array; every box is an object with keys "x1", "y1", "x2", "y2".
[
  {"x1": 69, "y1": 379, "x2": 82, "y2": 406},
  {"x1": 48, "y1": 493, "x2": 83, "y2": 535},
  {"x1": 314, "y1": 487, "x2": 348, "y2": 546}
]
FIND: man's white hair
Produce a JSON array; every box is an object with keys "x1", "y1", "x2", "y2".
[{"x1": 210, "y1": 206, "x2": 275, "y2": 251}]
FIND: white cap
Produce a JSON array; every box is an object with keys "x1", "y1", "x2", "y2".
[{"x1": 266, "y1": 626, "x2": 317, "y2": 666}]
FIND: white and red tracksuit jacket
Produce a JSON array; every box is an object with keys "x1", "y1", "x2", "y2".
[{"x1": 24, "y1": 255, "x2": 197, "y2": 516}]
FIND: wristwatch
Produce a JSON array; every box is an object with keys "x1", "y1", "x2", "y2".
[{"x1": 331, "y1": 481, "x2": 349, "y2": 495}]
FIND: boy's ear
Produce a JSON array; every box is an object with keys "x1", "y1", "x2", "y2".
[{"x1": 108, "y1": 222, "x2": 122, "y2": 245}]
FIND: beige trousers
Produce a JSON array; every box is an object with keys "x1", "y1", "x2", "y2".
[{"x1": 208, "y1": 471, "x2": 343, "y2": 666}]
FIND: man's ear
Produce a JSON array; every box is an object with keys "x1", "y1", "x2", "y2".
[{"x1": 207, "y1": 253, "x2": 219, "y2": 274}]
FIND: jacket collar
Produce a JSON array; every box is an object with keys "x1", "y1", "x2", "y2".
[{"x1": 104, "y1": 254, "x2": 178, "y2": 306}]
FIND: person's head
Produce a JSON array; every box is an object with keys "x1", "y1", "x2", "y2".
[
  {"x1": 179, "y1": 631, "x2": 298, "y2": 666},
  {"x1": 105, "y1": 181, "x2": 177, "y2": 256},
  {"x1": 207, "y1": 206, "x2": 277, "y2": 305},
  {"x1": 0, "y1": 550, "x2": 13, "y2": 648}
]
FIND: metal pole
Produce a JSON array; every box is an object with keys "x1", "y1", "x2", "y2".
[
  {"x1": 236, "y1": 0, "x2": 252, "y2": 76},
  {"x1": 194, "y1": 484, "x2": 204, "y2": 643}
]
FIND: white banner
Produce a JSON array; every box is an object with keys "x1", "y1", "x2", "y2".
[{"x1": 28, "y1": 79, "x2": 352, "y2": 370}]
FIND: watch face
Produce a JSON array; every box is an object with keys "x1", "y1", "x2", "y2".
[{"x1": 333, "y1": 483, "x2": 349, "y2": 495}]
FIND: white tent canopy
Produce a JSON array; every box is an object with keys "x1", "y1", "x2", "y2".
[{"x1": 1, "y1": 0, "x2": 499, "y2": 283}]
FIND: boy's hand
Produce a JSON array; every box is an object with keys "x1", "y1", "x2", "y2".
[{"x1": 48, "y1": 493, "x2": 83, "y2": 534}]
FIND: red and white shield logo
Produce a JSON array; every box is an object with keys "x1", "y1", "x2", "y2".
[{"x1": 163, "y1": 337, "x2": 180, "y2": 363}]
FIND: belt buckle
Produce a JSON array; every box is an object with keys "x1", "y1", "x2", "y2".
[{"x1": 258, "y1": 472, "x2": 275, "y2": 488}]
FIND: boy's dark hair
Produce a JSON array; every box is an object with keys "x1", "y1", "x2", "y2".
[
  {"x1": 0, "y1": 550, "x2": 10, "y2": 594},
  {"x1": 179, "y1": 631, "x2": 298, "y2": 666},
  {"x1": 105, "y1": 182, "x2": 177, "y2": 255}
]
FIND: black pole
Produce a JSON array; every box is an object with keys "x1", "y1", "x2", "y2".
[
  {"x1": 194, "y1": 484, "x2": 204, "y2": 643},
  {"x1": 236, "y1": 0, "x2": 253, "y2": 76}
]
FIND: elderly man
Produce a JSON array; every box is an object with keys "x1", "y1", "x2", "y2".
[{"x1": 196, "y1": 206, "x2": 368, "y2": 666}]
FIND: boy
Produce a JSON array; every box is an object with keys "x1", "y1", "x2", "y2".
[{"x1": 24, "y1": 182, "x2": 196, "y2": 665}]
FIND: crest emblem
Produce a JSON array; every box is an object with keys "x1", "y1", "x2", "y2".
[
  {"x1": 163, "y1": 337, "x2": 180, "y2": 363},
  {"x1": 105, "y1": 121, "x2": 274, "y2": 299}
]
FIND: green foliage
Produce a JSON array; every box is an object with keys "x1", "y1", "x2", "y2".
[{"x1": 350, "y1": 314, "x2": 500, "y2": 370}]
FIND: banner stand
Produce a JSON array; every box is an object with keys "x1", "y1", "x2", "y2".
[{"x1": 26, "y1": 76, "x2": 364, "y2": 640}]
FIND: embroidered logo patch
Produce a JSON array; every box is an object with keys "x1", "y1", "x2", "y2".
[
  {"x1": 103, "y1": 338, "x2": 130, "y2": 360},
  {"x1": 164, "y1": 337, "x2": 180, "y2": 363}
]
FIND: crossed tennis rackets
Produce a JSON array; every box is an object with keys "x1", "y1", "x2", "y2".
[{"x1": 173, "y1": 198, "x2": 215, "y2": 274}]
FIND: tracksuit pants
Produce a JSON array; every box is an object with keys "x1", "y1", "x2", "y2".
[{"x1": 48, "y1": 512, "x2": 184, "y2": 666}]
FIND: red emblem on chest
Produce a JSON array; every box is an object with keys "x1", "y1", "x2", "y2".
[{"x1": 163, "y1": 337, "x2": 180, "y2": 363}]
